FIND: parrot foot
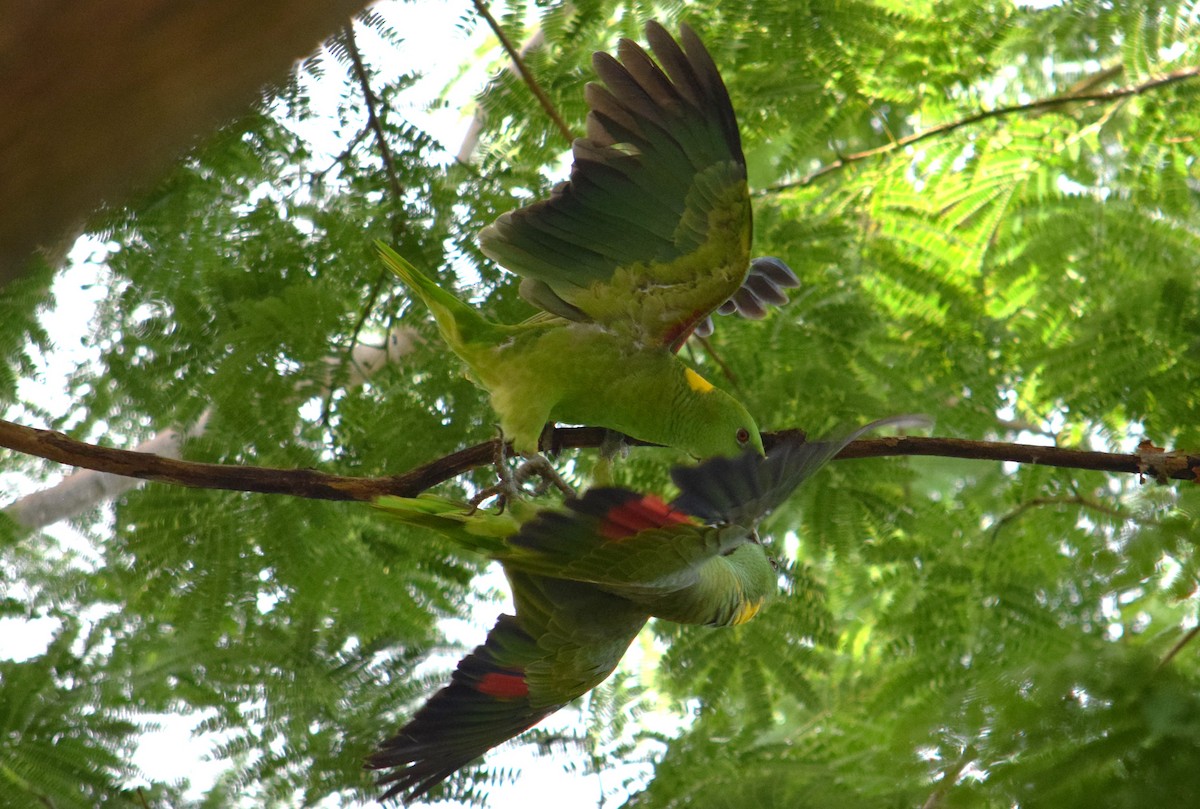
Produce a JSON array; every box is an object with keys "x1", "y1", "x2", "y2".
[
  {"x1": 466, "y1": 430, "x2": 522, "y2": 513},
  {"x1": 467, "y1": 481, "x2": 506, "y2": 514},
  {"x1": 467, "y1": 429, "x2": 574, "y2": 512},
  {"x1": 599, "y1": 429, "x2": 629, "y2": 460},
  {"x1": 514, "y1": 453, "x2": 575, "y2": 499}
]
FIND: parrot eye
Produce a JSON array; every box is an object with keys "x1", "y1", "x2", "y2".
[{"x1": 736, "y1": 427, "x2": 751, "y2": 446}]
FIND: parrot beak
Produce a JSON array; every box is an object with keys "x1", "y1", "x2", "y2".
[{"x1": 750, "y1": 529, "x2": 779, "y2": 570}]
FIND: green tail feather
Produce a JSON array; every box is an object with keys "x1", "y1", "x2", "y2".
[
  {"x1": 373, "y1": 495, "x2": 518, "y2": 558},
  {"x1": 376, "y1": 241, "x2": 501, "y2": 350}
]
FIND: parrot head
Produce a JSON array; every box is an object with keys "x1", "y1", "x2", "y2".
[
  {"x1": 677, "y1": 373, "x2": 765, "y2": 458},
  {"x1": 712, "y1": 542, "x2": 777, "y2": 626}
]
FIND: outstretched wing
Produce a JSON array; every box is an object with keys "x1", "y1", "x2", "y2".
[
  {"x1": 367, "y1": 614, "x2": 550, "y2": 802},
  {"x1": 671, "y1": 415, "x2": 933, "y2": 525},
  {"x1": 368, "y1": 578, "x2": 647, "y2": 803},
  {"x1": 479, "y1": 21, "x2": 751, "y2": 350},
  {"x1": 503, "y1": 488, "x2": 750, "y2": 598},
  {"x1": 504, "y1": 481, "x2": 780, "y2": 627}
]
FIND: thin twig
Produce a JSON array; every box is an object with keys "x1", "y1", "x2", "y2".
[
  {"x1": 473, "y1": 0, "x2": 576, "y2": 147},
  {"x1": 766, "y1": 64, "x2": 1200, "y2": 195},
  {"x1": 457, "y1": 27, "x2": 546, "y2": 162},
  {"x1": 921, "y1": 745, "x2": 977, "y2": 809},
  {"x1": 342, "y1": 23, "x2": 405, "y2": 210},
  {"x1": 334, "y1": 22, "x2": 410, "y2": 436},
  {"x1": 1158, "y1": 625, "x2": 1200, "y2": 671},
  {"x1": 322, "y1": 267, "x2": 392, "y2": 431},
  {"x1": 3, "y1": 418, "x2": 1198, "y2": 508},
  {"x1": 690, "y1": 335, "x2": 739, "y2": 387},
  {"x1": 311, "y1": 125, "x2": 370, "y2": 183},
  {"x1": 989, "y1": 495, "x2": 1124, "y2": 542}
]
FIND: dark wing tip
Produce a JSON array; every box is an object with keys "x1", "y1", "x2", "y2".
[
  {"x1": 671, "y1": 417, "x2": 931, "y2": 526},
  {"x1": 704, "y1": 257, "x2": 799, "y2": 330},
  {"x1": 367, "y1": 616, "x2": 550, "y2": 803},
  {"x1": 727, "y1": 285, "x2": 769, "y2": 319},
  {"x1": 750, "y1": 256, "x2": 800, "y2": 288},
  {"x1": 368, "y1": 743, "x2": 466, "y2": 804}
]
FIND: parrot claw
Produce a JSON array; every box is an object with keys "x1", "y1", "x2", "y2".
[
  {"x1": 599, "y1": 429, "x2": 630, "y2": 461},
  {"x1": 514, "y1": 454, "x2": 576, "y2": 499},
  {"x1": 466, "y1": 483, "x2": 508, "y2": 515},
  {"x1": 465, "y1": 429, "x2": 522, "y2": 513},
  {"x1": 470, "y1": 428, "x2": 575, "y2": 512}
]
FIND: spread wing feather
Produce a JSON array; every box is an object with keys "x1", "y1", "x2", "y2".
[
  {"x1": 478, "y1": 21, "x2": 751, "y2": 347},
  {"x1": 671, "y1": 416, "x2": 932, "y2": 524},
  {"x1": 503, "y1": 488, "x2": 747, "y2": 598},
  {"x1": 367, "y1": 615, "x2": 552, "y2": 802},
  {"x1": 368, "y1": 582, "x2": 646, "y2": 803}
]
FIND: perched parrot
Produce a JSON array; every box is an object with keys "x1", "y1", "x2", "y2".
[
  {"x1": 365, "y1": 416, "x2": 924, "y2": 802},
  {"x1": 379, "y1": 21, "x2": 798, "y2": 460}
]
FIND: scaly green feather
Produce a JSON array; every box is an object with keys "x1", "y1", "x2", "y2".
[{"x1": 479, "y1": 22, "x2": 752, "y2": 348}]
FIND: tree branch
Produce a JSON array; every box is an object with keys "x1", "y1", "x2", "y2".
[
  {"x1": 310, "y1": 124, "x2": 370, "y2": 183},
  {"x1": 473, "y1": 0, "x2": 576, "y2": 147},
  {"x1": 3, "y1": 419, "x2": 1197, "y2": 513},
  {"x1": 457, "y1": 27, "x2": 546, "y2": 162},
  {"x1": 989, "y1": 494, "x2": 1125, "y2": 542},
  {"x1": 5, "y1": 329, "x2": 417, "y2": 529},
  {"x1": 765, "y1": 64, "x2": 1200, "y2": 195}
]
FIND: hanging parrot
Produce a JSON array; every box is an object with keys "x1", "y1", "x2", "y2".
[
  {"x1": 365, "y1": 416, "x2": 925, "y2": 802},
  {"x1": 378, "y1": 20, "x2": 798, "y2": 461}
]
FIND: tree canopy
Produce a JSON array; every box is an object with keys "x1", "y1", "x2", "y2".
[{"x1": 4, "y1": 1, "x2": 1200, "y2": 807}]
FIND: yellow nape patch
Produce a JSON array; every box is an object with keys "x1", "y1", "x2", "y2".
[
  {"x1": 732, "y1": 598, "x2": 763, "y2": 626},
  {"x1": 684, "y1": 368, "x2": 714, "y2": 394}
]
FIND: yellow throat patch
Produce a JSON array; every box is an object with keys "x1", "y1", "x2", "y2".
[
  {"x1": 684, "y1": 368, "x2": 714, "y2": 394},
  {"x1": 732, "y1": 598, "x2": 764, "y2": 625}
]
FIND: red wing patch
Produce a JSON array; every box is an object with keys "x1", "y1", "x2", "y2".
[
  {"x1": 599, "y1": 494, "x2": 695, "y2": 539},
  {"x1": 476, "y1": 670, "x2": 529, "y2": 699},
  {"x1": 665, "y1": 308, "x2": 712, "y2": 353}
]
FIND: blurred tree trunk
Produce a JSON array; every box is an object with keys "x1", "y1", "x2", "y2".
[{"x1": 0, "y1": 0, "x2": 371, "y2": 286}]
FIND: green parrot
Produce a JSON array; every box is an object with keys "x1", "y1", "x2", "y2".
[
  {"x1": 379, "y1": 21, "x2": 798, "y2": 460},
  {"x1": 365, "y1": 416, "x2": 923, "y2": 802}
]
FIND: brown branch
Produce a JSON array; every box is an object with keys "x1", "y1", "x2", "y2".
[
  {"x1": 766, "y1": 64, "x2": 1200, "y2": 195},
  {"x1": 473, "y1": 0, "x2": 576, "y2": 147},
  {"x1": 3, "y1": 418, "x2": 1199, "y2": 508}
]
